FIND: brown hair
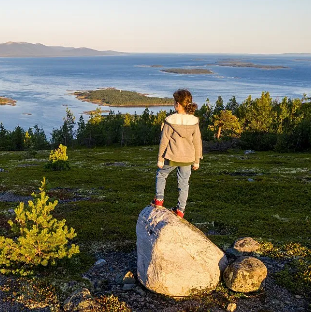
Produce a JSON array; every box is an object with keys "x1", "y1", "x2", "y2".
[{"x1": 173, "y1": 89, "x2": 198, "y2": 115}]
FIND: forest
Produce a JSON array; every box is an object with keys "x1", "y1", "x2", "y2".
[{"x1": 1, "y1": 92, "x2": 311, "y2": 152}]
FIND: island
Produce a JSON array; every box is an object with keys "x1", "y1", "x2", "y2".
[
  {"x1": 0, "y1": 96, "x2": 16, "y2": 106},
  {"x1": 83, "y1": 109, "x2": 110, "y2": 115},
  {"x1": 161, "y1": 68, "x2": 213, "y2": 74},
  {"x1": 73, "y1": 88, "x2": 174, "y2": 107},
  {"x1": 294, "y1": 58, "x2": 311, "y2": 62},
  {"x1": 212, "y1": 60, "x2": 288, "y2": 70},
  {"x1": 135, "y1": 64, "x2": 163, "y2": 68}
]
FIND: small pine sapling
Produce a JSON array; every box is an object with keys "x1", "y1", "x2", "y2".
[
  {"x1": 0, "y1": 178, "x2": 79, "y2": 275},
  {"x1": 45, "y1": 144, "x2": 70, "y2": 170}
]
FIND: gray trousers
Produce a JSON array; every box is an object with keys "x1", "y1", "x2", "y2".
[{"x1": 155, "y1": 163, "x2": 192, "y2": 212}]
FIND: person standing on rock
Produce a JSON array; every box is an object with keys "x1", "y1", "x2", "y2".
[{"x1": 151, "y1": 89, "x2": 202, "y2": 218}]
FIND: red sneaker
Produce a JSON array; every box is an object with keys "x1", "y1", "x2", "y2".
[
  {"x1": 172, "y1": 207, "x2": 184, "y2": 218},
  {"x1": 151, "y1": 198, "x2": 164, "y2": 207}
]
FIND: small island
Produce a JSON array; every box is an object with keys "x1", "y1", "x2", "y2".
[
  {"x1": 135, "y1": 64, "x2": 163, "y2": 68},
  {"x1": 0, "y1": 96, "x2": 16, "y2": 106},
  {"x1": 83, "y1": 109, "x2": 110, "y2": 115},
  {"x1": 74, "y1": 88, "x2": 174, "y2": 107},
  {"x1": 161, "y1": 68, "x2": 213, "y2": 75},
  {"x1": 213, "y1": 60, "x2": 288, "y2": 70}
]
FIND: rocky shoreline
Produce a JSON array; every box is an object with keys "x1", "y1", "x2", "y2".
[{"x1": 0, "y1": 96, "x2": 16, "y2": 106}]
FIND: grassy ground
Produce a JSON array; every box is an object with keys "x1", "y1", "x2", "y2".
[
  {"x1": 0, "y1": 146, "x2": 310, "y2": 307},
  {"x1": 0, "y1": 146, "x2": 310, "y2": 254}
]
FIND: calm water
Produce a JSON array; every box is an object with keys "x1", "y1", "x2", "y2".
[{"x1": 0, "y1": 53, "x2": 310, "y2": 135}]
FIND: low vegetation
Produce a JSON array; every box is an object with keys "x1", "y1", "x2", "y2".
[
  {"x1": 45, "y1": 144, "x2": 70, "y2": 171},
  {"x1": 0, "y1": 146, "x2": 310, "y2": 308}
]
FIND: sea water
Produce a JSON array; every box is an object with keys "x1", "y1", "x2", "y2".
[{"x1": 0, "y1": 53, "x2": 310, "y2": 135}]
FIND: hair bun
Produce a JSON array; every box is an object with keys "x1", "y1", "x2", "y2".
[{"x1": 186, "y1": 102, "x2": 198, "y2": 115}]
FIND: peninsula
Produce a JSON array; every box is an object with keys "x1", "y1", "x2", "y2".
[
  {"x1": 74, "y1": 88, "x2": 174, "y2": 107},
  {"x1": 0, "y1": 96, "x2": 16, "y2": 106},
  {"x1": 161, "y1": 68, "x2": 213, "y2": 74}
]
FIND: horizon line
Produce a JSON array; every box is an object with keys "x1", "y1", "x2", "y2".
[{"x1": 1, "y1": 41, "x2": 310, "y2": 56}]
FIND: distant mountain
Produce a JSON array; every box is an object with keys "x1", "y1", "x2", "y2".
[{"x1": 0, "y1": 42, "x2": 126, "y2": 57}]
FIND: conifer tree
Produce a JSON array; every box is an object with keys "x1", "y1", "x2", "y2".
[{"x1": 0, "y1": 178, "x2": 79, "y2": 275}]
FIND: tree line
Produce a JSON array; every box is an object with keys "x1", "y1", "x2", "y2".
[{"x1": 1, "y1": 92, "x2": 311, "y2": 152}]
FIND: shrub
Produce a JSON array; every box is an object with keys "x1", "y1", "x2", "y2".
[
  {"x1": 95, "y1": 294, "x2": 131, "y2": 311},
  {"x1": 0, "y1": 178, "x2": 79, "y2": 275},
  {"x1": 45, "y1": 144, "x2": 70, "y2": 171},
  {"x1": 239, "y1": 131, "x2": 277, "y2": 151}
]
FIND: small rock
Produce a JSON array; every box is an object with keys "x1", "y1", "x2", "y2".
[
  {"x1": 134, "y1": 286, "x2": 146, "y2": 296},
  {"x1": 227, "y1": 302, "x2": 237, "y2": 312},
  {"x1": 115, "y1": 272, "x2": 124, "y2": 284},
  {"x1": 94, "y1": 259, "x2": 106, "y2": 266},
  {"x1": 223, "y1": 256, "x2": 267, "y2": 293},
  {"x1": 248, "y1": 178, "x2": 255, "y2": 182},
  {"x1": 233, "y1": 237, "x2": 261, "y2": 253},
  {"x1": 123, "y1": 271, "x2": 136, "y2": 284},
  {"x1": 123, "y1": 283, "x2": 136, "y2": 291},
  {"x1": 93, "y1": 280, "x2": 104, "y2": 291},
  {"x1": 63, "y1": 288, "x2": 100, "y2": 311},
  {"x1": 295, "y1": 294, "x2": 303, "y2": 299},
  {"x1": 245, "y1": 150, "x2": 255, "y2": 155}
]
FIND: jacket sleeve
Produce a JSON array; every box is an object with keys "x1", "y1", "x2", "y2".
[
  {"x1": 193, "y1": 123, "x2": 203, "y2": 164},
  {"x1": 158, "y1": 122, "x2": 172, "y2": 162}
]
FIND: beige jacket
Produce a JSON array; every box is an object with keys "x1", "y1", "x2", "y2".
[{"x1": 158, "y1": 113, "x2": 203, "y2": 165}]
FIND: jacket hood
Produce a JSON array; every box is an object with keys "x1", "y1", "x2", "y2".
[
  {"x1": 165, "y1": 113, "x2": 199, "y2": 126},
  {"x1": 165, "y1": 113, "x2": 199, "y2": 138}
]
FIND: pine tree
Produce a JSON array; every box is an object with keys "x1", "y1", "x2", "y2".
[{"x1": 0, "y1": 178, "x2": 79, "y2": 275}]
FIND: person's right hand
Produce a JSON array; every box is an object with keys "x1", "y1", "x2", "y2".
[
  {"x1": 192, "y1": 163, "x2": 199, "y2": 170},
  {"x1": 157, "y1": 161, "x2": 164, "y2": 168}
]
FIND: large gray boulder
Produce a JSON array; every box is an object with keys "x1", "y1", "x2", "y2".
[{"x1": 136, "y1": 205, "x2": 228, "y2": 297}]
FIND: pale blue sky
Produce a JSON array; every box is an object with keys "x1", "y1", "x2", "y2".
[{"x1": 1, "y1": 0, "x2": 310, "y2": 53}]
